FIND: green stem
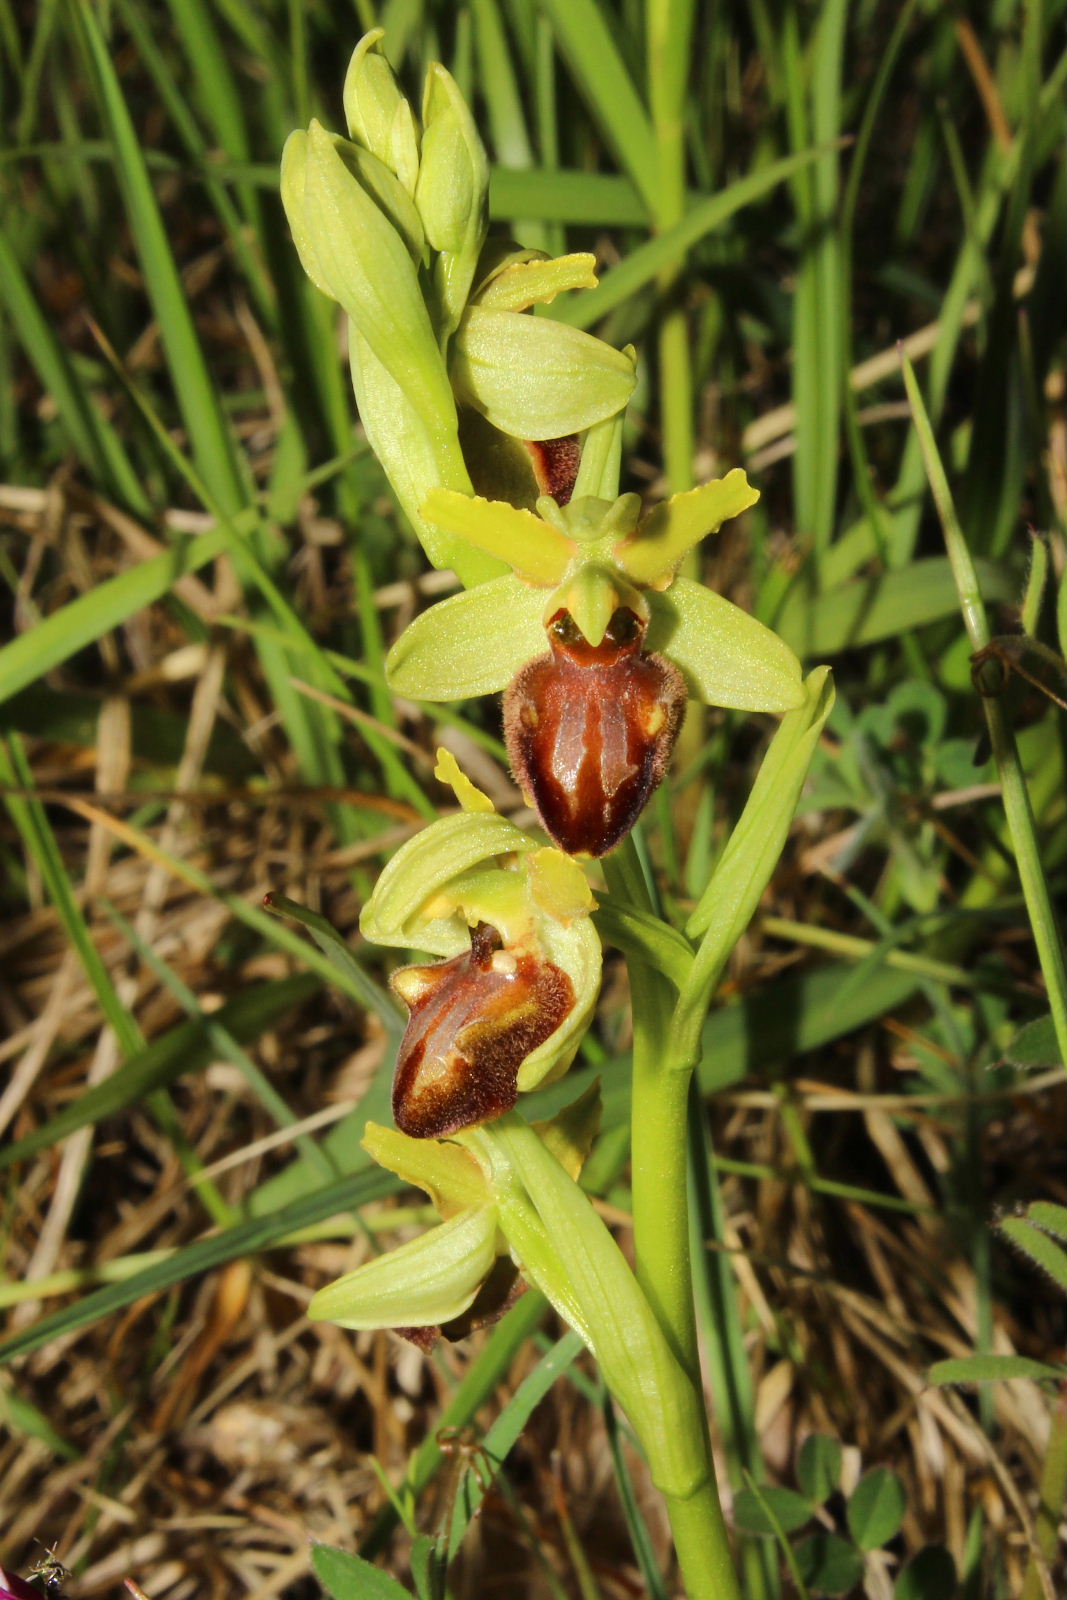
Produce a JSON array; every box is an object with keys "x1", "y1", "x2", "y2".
[
  {"x1": 648, "y1": 0, "x2": 695, "y2": 493},
  {"x1": 902, "y1": 353, "x2": 1067, "y2": 1065},
  {"x1": 603, "y1": 840, "x2": 742, "y2": 1600}
]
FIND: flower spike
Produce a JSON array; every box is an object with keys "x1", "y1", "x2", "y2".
[{"x1": 360, "y1": 754, "x2": 601, "y2": 1134}]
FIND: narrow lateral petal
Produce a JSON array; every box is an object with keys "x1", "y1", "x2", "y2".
[
  {"x1": 421, "y1": 489, "x2": 572, "y2": 584},
  {"x1": 614, "y1": 469, "x2": 759, "y2": 588},
  {"x1": 476, "y1": 254, "x2": 599, "y2": 311}
]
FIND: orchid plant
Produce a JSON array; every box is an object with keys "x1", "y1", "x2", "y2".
[{"x1": 281, "y1": 32, "x2": 832, "y2": 1600}]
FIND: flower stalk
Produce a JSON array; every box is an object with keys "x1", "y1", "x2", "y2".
[{"x1": 280, "y1": 33, "x2": 831, "y2": 1598}]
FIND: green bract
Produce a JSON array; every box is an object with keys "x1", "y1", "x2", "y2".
[
  {"x1": 280, "y1": 30, "x2": 636, "y2": 586},
  {"x1": 386, "y1": 476, "x2": 805, "y2": 713},
  {"x1": 307, "y1": 1088, "x2": 600, "y2": 1340}
]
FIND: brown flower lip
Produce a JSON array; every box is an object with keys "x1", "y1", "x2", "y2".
[
  {"x1": 390, "y1": 922, "x2": 575, "y2": 1140},
  {"x1": 504, "y1": 607, "x2": 687, "y2": 858}
]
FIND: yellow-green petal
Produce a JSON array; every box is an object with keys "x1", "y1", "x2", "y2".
[
  {"x1": 614, "y1": 469, "x2": 759, "y2": 588},
  {"x1": 434, "y1": 747, "x2": 495, "y2": 812},
  {"x1": 421, "y1": 489, "x2": 573, "y2": 585}
]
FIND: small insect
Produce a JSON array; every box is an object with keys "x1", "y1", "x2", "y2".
[
  {"x1": 505, "y1": 606, "x2": 687, "y2": 857},
  {"x1": 429, "y1": 1426, "x2": 495, "y2": 1549},
  {"x1": 970, "y1": 635, "x2": 1067, "y2": 712},
  {"x1": 26, "y1": 1550, "x2": 69, "y2": 1598}
]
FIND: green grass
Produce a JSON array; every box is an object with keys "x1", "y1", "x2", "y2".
[{"x1": 1, "y1": 1, "x2": 1064, "y2": 1596}]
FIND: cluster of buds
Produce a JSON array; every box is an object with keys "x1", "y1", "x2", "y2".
[{"x1": 281, "y1": 30, "x2": 634, "y2": 584}]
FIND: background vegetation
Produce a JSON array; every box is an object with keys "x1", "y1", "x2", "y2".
[{"x1": 0, "y1": 1, "x2": 1064, "y2": 1596}]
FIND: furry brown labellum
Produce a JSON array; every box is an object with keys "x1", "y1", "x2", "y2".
[
  {"x1": 390, "y1": 922, "x2": 575, "y2": 1139},
  {"x1": 504, "y1": 608, "x2": 687, "y2": 857}
]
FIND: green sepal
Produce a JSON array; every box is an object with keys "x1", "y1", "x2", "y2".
[
  {"x1": 385, "y1": 574, "x2": 546, "y2": 700},
  {"x1": 645, "y1": 576, "x2": 805, "y2": 711},
  {"x1": 515, "y1": 911, "x2": 602, "y2": 1092},
  {"x1": 452, "y1": 307, "x2": 637, "y2": 438},
  {"x1": 614, "y1": 469, "x2": 759, "y2": 587},
  {"x1": 476, "y1": 253, "x2": 598, "y2": 311},
  {"x1": 420, "y1": 489, "x2": 572, "y2": 584},
  {"x1": 360, "y1": 810, "x2": 534, "y2": 956},
  {"x1": 362, "y1": 1121, "x2": 489, "y2": 1217},
  {"x1": 307, "y1": 1206, "x2": 499, "y2": 1330}
]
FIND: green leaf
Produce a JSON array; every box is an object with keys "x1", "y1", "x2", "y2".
[
  {"x1": 685, "y1": 668, "x2": 833, "y2": 941},
  {"x1": 0, "y1": 1167, "x2": 395, "y2": 1367},
  {"x1": 0, "y1": 529, "x2": 227, "y2": 709},
  {"x1": 928, "y1": 1355, "x2": 1065, "y2": 1385},
  {"x1": 775, "y1": 558, "x2": 1017, "y2": 657},
  {"x1": 846, "y1": 1467, "x2": 906, "y2": 1550},
  {"x1": 797, "y1": 1434, "x2": 842, "y2": 1504},
  {"x1": 534, "y1": 0, "x2": 656, "y2": 209},
  {"x1": 733, "y1": 1485, "x2": 814, "y2": 1536},
  {"x1": 312, "y1": 1542, "x2": 414, "y2": 1600},
  {"x1": 1028, "y1": 1202, "x2": 1067, "y2": 1243},
  {"x1": 452, "y1": 306, "x2": 636, "y2": 437},
  {"x1": 645, "y1": 578, "x2": 805, "y2": 713},
  {"x1": 894, "y1": 1546, "x2": 958, "y2": 1600},
  {"x1": 998, "y1": 1217, "x2": 1067, "y2": 1292},
  {"x1": 74, "y1": 0, "x2": 246, "y2": 513},
  {"x1": 476, "y1": 1117, "x2": 706, "y2": 1500},
  {"x1": 445, "y1": 1330, "x2": 585, "y2": 1558},
  {"x1": 264, "y1": 894, "x2": 404, "y2": 1033},
  {"x1": 384, "y1": 575, "x2": 546, "y2": 700},
  {"x1": 1005, "y1": 1013, "x2": 1062, "y2": 1069},
  {"x1": 793, "y1": 1531, "x2": 865, "y2": 1595}
]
